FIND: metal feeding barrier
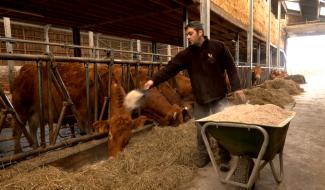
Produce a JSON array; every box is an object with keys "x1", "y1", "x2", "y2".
[{"x1": 0, "y1": 18, "x2": 175, "y2": 165}]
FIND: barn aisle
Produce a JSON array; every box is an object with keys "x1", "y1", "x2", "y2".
[{"x1": 186, "y1": 75, "x2": 325, "y2": 190}]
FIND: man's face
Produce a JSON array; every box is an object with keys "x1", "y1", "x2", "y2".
[{"x1": 186, "y1": 27, "x2": 203, "y2": 46}]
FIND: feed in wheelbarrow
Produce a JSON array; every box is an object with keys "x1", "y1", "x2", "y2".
[{"x1": 197, "y1": 104, "x2": 295, "y2": 127}]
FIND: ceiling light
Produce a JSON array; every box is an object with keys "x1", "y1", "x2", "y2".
[{"x1": 285, "y1": 1, "x2": 301, "y2": 12}]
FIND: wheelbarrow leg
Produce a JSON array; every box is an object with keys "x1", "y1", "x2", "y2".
[{"x1": 269, "y1": 151, "x2": 284, "y2": 183}]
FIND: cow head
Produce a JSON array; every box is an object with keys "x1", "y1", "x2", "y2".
[
  {"x1": 167, "y1": 104, "x2": 184, "y2": 126},
  {"x1": 253, "y1": 65, "x2": 262, "y2": 81},
  {"x1": 108, "y1": 114, "x2": 133, "y2": 158},
  {"x1": 92, "y1": 120, "x2": 109, "y2": 133},
  {"x1": 252, "y1": 65, "x2": 263, "y2": 85}
]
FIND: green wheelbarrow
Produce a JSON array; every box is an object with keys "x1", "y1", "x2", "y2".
[{"x1": 196, "y1": 112, "x2": 296, "y2": 189}]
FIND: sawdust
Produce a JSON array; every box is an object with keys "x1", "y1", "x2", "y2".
[{"x1": 197, "y1": 104, "x2": 295, "y2": 127}]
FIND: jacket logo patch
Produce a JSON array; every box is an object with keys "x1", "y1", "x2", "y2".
[{"x1": 208, "y1": 53, "x2": 213, "y2": 58}]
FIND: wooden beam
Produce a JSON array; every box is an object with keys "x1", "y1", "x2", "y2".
[{"x1": 285, "y1": 22, "x2": 325, "y2": 37}]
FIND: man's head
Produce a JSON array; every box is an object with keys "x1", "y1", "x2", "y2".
[{"x1": 185, "y1": 21, "x2": 205, "y2": 46}]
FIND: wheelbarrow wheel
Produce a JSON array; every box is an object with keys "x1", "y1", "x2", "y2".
[{"x1": 232, "y1": 155, "x2": 255, "y2": 189}]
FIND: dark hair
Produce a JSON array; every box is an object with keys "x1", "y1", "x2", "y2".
[{"x1": 185, "y1": 21, "x2": 204, "y2": 31}]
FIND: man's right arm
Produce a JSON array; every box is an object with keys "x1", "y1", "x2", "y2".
[{"x1": 144, "y1": 50, "x2": 188, "y2": 89}]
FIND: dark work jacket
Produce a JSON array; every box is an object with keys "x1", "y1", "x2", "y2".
[{"x1": 151, "y1": 38, "x2": 242, "y2": 104}]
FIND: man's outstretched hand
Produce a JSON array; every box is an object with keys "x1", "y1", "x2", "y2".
[{"x1": 143, "y1": 80, "x2": 154, "y2": 90}]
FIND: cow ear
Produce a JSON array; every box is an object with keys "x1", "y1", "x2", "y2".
[
  {"x1": 173, "y1": 112, "x2": 177, "y2": 120},
  {"x1": 92, "y1": 120, "x2": 103, "y2": 131},
  {"x1": 108, "y1": 130, "x2": 113, "y2": 140}
]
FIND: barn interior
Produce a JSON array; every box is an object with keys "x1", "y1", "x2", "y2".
[{"x1": 0, "y1": 0, "x2": 325, "y2": 189}]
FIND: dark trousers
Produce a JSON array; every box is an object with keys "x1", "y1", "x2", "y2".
[{"x1": 194, "y1": 98, "x2": 231, "y2": 162}]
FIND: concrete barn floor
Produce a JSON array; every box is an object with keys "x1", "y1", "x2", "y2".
[{"x1": 185, "y1": 76, "x2": 325, "y2": 190}]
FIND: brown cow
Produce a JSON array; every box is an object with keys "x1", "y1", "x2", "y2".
[
  {"x1": 158, "y1": 82, "x2": 183, "y2": 106},
  {"x1": 92, "y1": 76, "x2": 133, "y2": 157},
  {"x1": 107, "y1": 114, "x2": 132, "y2": 158},
  {"x1": 270, "y1": 69, "x2": 288, "y2": 80},
  {"x1": 12, "y1": 63, "x2": 109, "y2": 153},
  {"x1": 252, "y1": 65, "x2": 263, "y2": 86},
  {"x1": 141, "y1": 87, "x2": 184, "y2": 126},
  {"x1": 158, "y1": 82, "x2": 192, "y2": 122},
  {"x1": 92, "y1": 72, "x2": 151, "y2": 157},
  {"x1": 91, "y1": 114, "x2": 133, "y2": 157},
  {"x1": 92, "y1": 114, "x2": 150, "y2": 157},
  {"x1": 129, "y1": 67, "x2": 187, "y2": 126},
  {"x1": 108, "y1": 69, "x2": 151, "y2": 130},
  {"x1": 171, "y1": 73, "x2": 194, "y2": 102},
  {"x1": 227, "y1": 66, "x2": 263, "y2": 90}
]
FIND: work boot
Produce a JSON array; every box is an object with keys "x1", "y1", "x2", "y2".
[
  {"x1": 219, "y1": 155, "x2": 231, "y2": 172},
  {"x1": 218, "y1": 144, "x2": 231, "y2": 172},
  {"x1": 196, "y1": 154, "x2": 210, "y2": 168},
  {"x1": 219, "y1": 161, "x2": 230, "y2": 172}
]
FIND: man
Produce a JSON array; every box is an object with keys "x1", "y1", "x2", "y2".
[{"x1": 144, "y1": 21, "x2": 246, "y2": 170}]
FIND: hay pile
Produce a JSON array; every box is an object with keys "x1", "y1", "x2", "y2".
[
  {"x1": 260, "y1": 78, "x2": 304, "y2": 95},
  {"x1": 0, "y1": 122, "x2": 198, "y2": 190},
  {"x1": 285, "y1": 74, "x2": 306, "y2": 84},
  {"x1": 229, "y1": 78, "x2": 303, "y2": 108}
]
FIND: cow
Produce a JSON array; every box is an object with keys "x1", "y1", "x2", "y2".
[
  {"x1": 158, "y1": 82, "x2": 183, "y2": 106},
  {"x1": 92, "y1": 72, "x2": 151, "y2": 157},
  {"x1": 129, "y1": 67, "x2": 188, "y2": 126},
  {"x1": 92, "y1": 74, "x2": 133, "y2": 157},
  {"x1": 11, "y1": 63, "x2": 110, "y2": 153},
  {"x1": 252, "y1": 65, "x2": 263, "y2": 86},
  {"x1": 158, "y1": 82, "x2": 192, "y2": 122},
  {"x1": 91, "y1": 115, "x2": 132, "y2": 158},
  {"x1": 141, "y1": 87, "x2": 184, "y2": 126},
  {"x1": 270, "y1": 69, "x2": 288, "y2": 80},
  {"x1": 170, "y1": 73, "x2": 194, "y2": 103},
  {"x1": 227, "y1": 66, "x2": 264, "y2": 90}
]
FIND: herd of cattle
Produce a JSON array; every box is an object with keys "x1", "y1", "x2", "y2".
[
  {"x1": 7, "y1": 63, "x2": 293, "y2": 157},
  {"x1": 10, "y1": 63, "x2": 193, "y2": 156}
]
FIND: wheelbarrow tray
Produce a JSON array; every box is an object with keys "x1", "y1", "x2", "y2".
[
  {"x1": 196, "y1": 112, "x2": 296, "y2": 189},
  {"x1": 197, "y1": 112, "x2": 295, "y2": 161},
  {"x1": 206, "y1": 122, "x2": 289, "y2": 161}
]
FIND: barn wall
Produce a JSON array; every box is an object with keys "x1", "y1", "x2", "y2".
[{"x1": 211, "y1": 0, "x2": 286, "y2": 49}]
